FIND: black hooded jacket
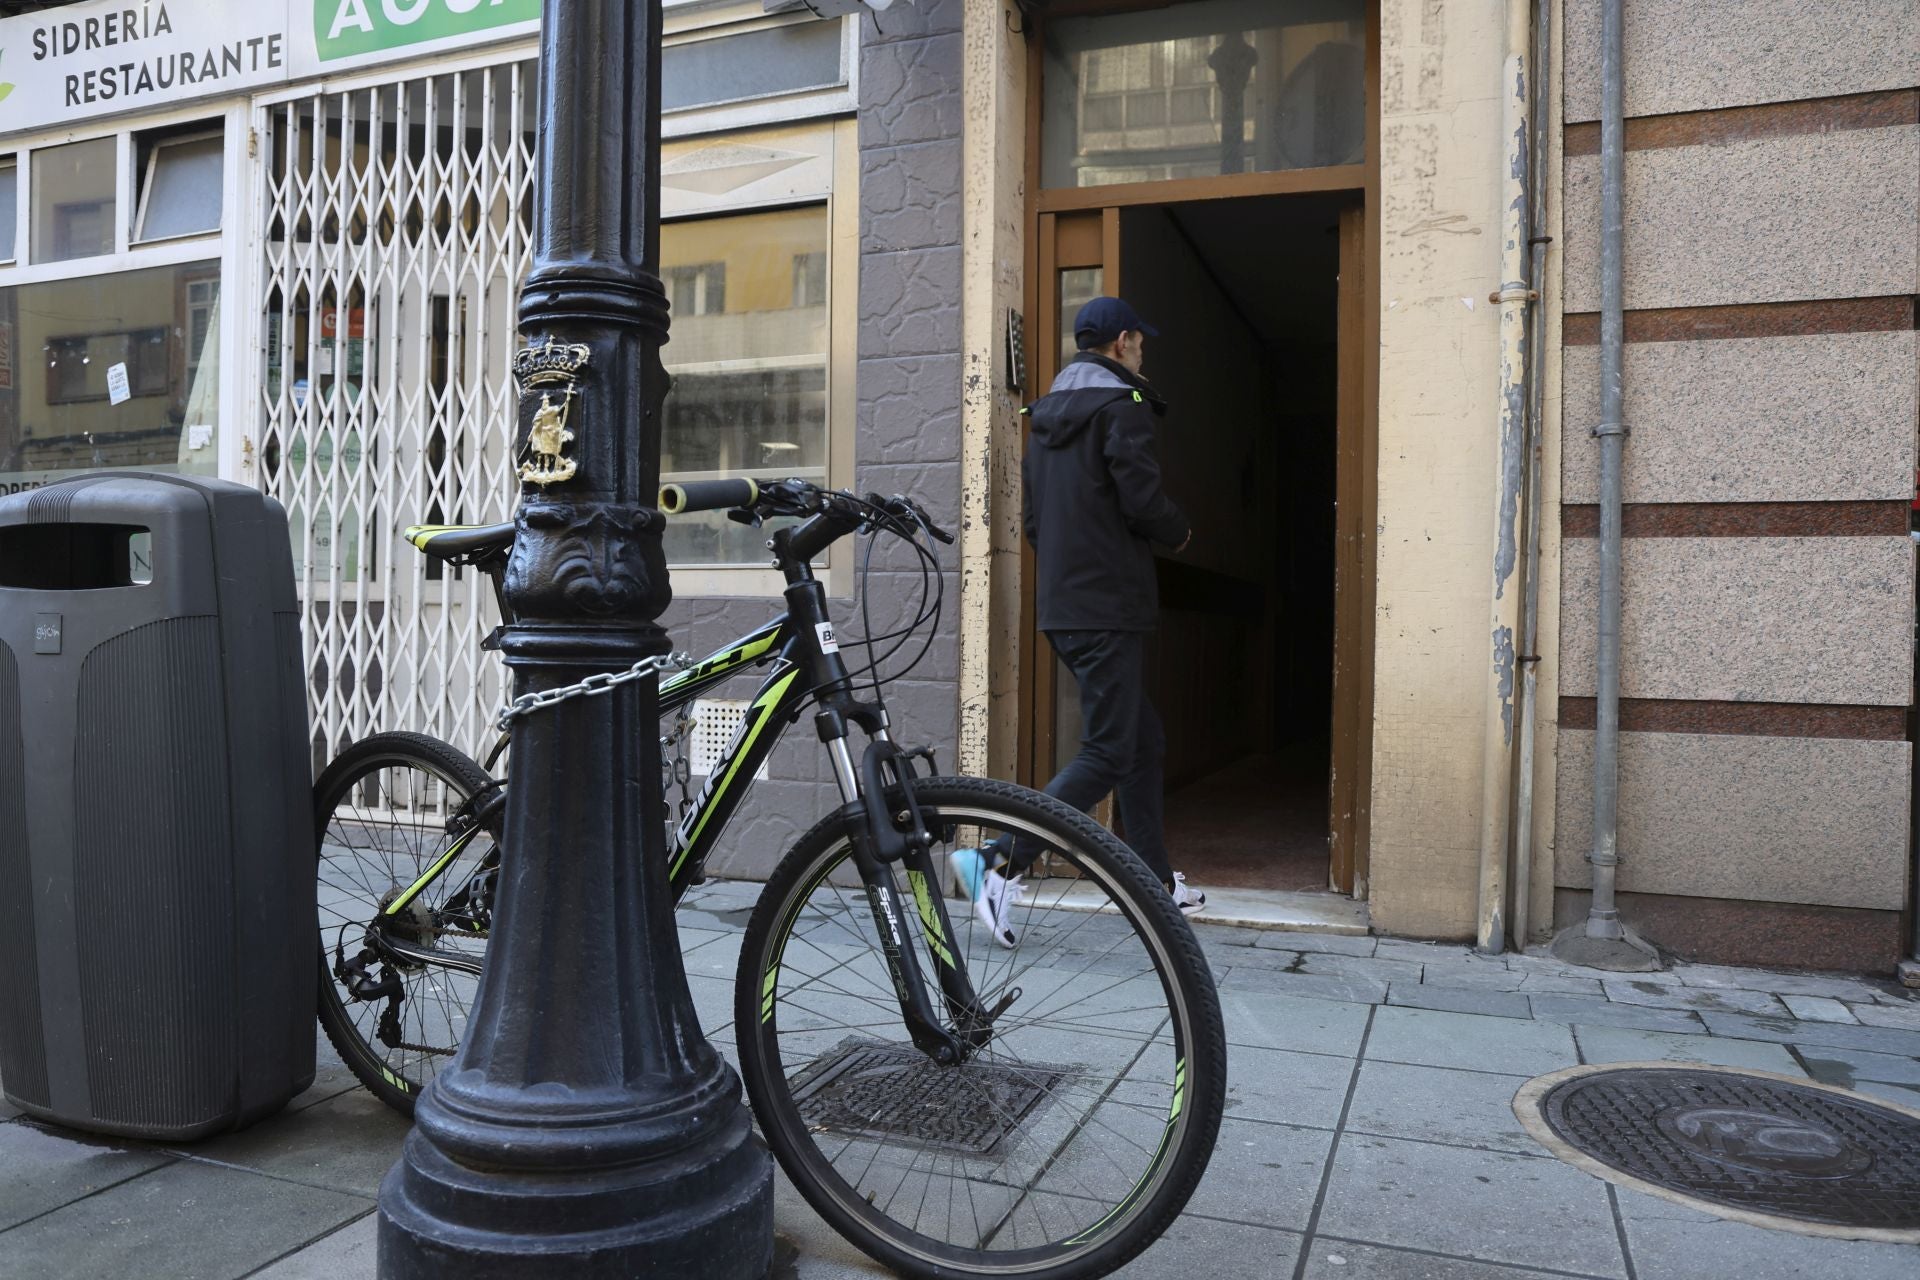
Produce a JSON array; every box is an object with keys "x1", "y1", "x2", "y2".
[{"x1": 1022, "y1": 352, "x2": 1190, "y2": 632}]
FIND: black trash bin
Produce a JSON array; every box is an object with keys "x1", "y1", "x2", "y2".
[{"x1": 0, "y1": 474, "x2": 314, "y2": 1140}]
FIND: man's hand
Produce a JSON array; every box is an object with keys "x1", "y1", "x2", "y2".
[{"x1": 1175, "y1": 530, "x2": 1192, "y2": 554}]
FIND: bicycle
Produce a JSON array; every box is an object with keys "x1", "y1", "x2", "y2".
[{"x1": 313, "y1": 477, "x2": 1225, "y2": 1279}]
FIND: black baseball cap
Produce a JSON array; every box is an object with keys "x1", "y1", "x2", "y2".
[{"x1": 1073, "y1": 296, "x2": 1160, "y2": 350}]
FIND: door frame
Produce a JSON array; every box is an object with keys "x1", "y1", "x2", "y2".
[{"x1": 1015, "y1": 0, "x2": 1381, "y2": 895}]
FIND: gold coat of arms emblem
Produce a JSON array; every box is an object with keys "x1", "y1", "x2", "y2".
[{"x1": 513, "y1": 339, "x2": 592, "y2": 487}]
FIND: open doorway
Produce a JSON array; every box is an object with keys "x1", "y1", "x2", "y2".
[{"x1": 1120, "y1": 192, "x2": 1348, "y2": 893}]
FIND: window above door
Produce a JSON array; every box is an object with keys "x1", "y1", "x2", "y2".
[{"x1": 1041, "y1": 0, "x2": 1366, "y2": 190}]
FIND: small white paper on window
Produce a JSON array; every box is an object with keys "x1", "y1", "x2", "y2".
[
  {"x1": 187, "y1": 425, "x2": 213, "y2": 450},
  {"x1": 314, "y1": 345, "x2": 335, "y2": 376},
  {"x1": 107, "y1": 363, "x2": 131, "y2": 405}
]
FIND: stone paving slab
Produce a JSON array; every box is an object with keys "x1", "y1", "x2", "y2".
[
  {"x1": 1213, "y1": 989, "x2": 1371, "y2": 1057},
  {"x1": 1179, "y1": 1116, "x2": 1333, "y2": 1233},
  {"x1": 1365, "y1": 1007, "x2": 1579, "y2": 1077},
  {"x1": 1600, "y1": 979, "x2": 1788, "y2": 1017},
  {"x1": 1315, "y1": 1135, "x2": 1628, "y2": 1278},
  {"x1": 1301, "y1": 1238, "x2": 1611, "y2": 1278},
  {"x1": 248, "y1": 1211, "x2": 377, "y2": 1280},
  {"x1": 1218, "y1": 1043, "x2": 1354, "y2": 1131},
  {"x1": 1611, "y1": 1187, "x2": 1920, "y2": 1280},
  {"x1": 1698, "y1": 1011, "x2": 1920, "y2": 1057},
  {"x1": 1251, "y1": 929, "x2": 1376, "y2": 956},
  {"x1": 1405, "y1": 965, "x2": 1531, "y2": 993},
  {"x1": 1778, "y1": 994, "x2": 1857, "y2": 1023},
  {"x1": 0, "y1": 1121, "x2": 172, "y2": 1233},
  {"x1": 1794, "y1": 1042, "x2": 1920, "y2": 1088},
  {"x1": 0, "y1": 1155, "x2": 370, "y2": 1280},
  {"x1": 1386, "y1": 981, "x2": 1533, "y2": 1020},
  {"x1": 1216, "y1": 966, "x2": 1388, "y2": 1006},
  {"x1": 1569, "y1": 1025, "x2": 1805, "y2": 1075},
  {"x1": 1344, "y1": 1060, "x2": 1540, "y2": 1155},
  {"x1": 169, "y1": 1087, "x2": 412, "y2": 1200},
  {"x1": 1670, "y1": 964, "x2": 1887, "y2": 1003},
  {"x1": 1851, "y1": 1000, "x2": 1920, "y2": 1031},
  {"x1": 1525, "y1": 995, "x2": 1707, "y2": 1035}
]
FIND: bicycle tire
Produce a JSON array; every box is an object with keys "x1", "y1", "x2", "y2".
[
  {"x1": 735, "y1": 775, "x2": 1227, "y2": 1280},
  {"x1": 313, "y1": 731, "x2": 496, "y2": 1115}
]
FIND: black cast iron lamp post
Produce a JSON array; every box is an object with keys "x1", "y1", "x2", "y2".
[{"x1": 376, "y1": 1, "x2": 774, "y2": 1274}]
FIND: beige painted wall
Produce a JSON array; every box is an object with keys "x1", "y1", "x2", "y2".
[
  {"x1": 959, "y1": 0, "x2": 1029, "y2": 782},
  {"x1": 1367, "y1": 0, "x2": 1519, "y2": 937}
]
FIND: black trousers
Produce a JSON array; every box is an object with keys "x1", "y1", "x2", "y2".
[{"x1": 999, "y1": 629, "x2": 1172, "y2": 885}]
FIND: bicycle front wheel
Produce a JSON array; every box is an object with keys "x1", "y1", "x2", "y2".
[
  {"x1": 314, "y1": 732, "x2": 498, "y2": 1114},
  {"x1": 736, "y1": 775, "x2": 1226, "y2": 1280}
]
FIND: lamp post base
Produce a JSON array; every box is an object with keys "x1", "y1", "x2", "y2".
[{"x1": 378, "y1": 1106, "x2": 771, "y2": 1279}]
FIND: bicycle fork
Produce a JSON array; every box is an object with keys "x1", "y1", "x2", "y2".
[{"x1": 822, "y1": 725, "x2": 1014, "y2": 1065}]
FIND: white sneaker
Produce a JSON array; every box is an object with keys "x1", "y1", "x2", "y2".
[
  {"x1": 948, "y1": 847, "x2": 1024, "y2": 950},
  {"x1": 1170, "y1": 872, "x2": 1206, "y2": 917}
]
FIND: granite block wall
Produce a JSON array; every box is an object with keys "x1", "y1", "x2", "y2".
[
  {"x1": 1562, "y1": 0, "x2": 1918, "y2": 121},
  {"x1": 660, "y1": 6, "x2": 964, "y2": 881},
  {"x1": 1552, "y1": 2, "x2": 1918, "y2": 967}
]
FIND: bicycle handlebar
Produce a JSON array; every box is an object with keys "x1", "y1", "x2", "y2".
[
  {"x1": 656, "y1": 476, "x2": 955, "y2": 546},
  {"x1": 659, "y1": 478, "x2": 760, "y2": 515}
]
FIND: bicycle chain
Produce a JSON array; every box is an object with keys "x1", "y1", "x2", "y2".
[{"x1": 495, "y1": 651, "x2": 694, "y2": 730}]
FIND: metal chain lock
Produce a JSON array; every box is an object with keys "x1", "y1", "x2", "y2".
[{"x1": 495, "y1": 651, "x2": 695, "y2": 730}]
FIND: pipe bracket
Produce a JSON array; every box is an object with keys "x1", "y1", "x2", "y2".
[
  {"x1": 1490, "y1": 287, "x2": 1539, "y2": 304},
  {"x1": 1590, "y1": 421, "x2": 1630, "y2": 439}
]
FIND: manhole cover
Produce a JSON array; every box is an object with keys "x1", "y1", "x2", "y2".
[
  {"x1": 790, "y1": 1038, "x2": 1073, "y2": 1158},
  {"x1": 1515, "y1": 1063, "x2": 1920, "y2": 1242}
]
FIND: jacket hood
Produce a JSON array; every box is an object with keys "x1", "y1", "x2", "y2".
[{"x1": 1025, "y1": 353, "x2": 1166, "y2": 448}]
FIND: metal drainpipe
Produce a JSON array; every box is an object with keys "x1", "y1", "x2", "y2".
[
  {"x1": 1550, "y1": 0, "x2": 1660, "y2": 970},
  {"x1": 1509, "y1": 0, "x2": 1553, "y2": 954},
  {"x1": 1475, "y1": 0, "x2": 1534, "y2": 955}
]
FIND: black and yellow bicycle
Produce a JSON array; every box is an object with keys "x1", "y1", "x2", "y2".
[{"x1": 312, "y1": 477, "x2": 1225, "y2": 1280}]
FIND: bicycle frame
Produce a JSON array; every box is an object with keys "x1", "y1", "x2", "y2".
[{"x1": 383, "y1": 521, "x2": 994, "y2": 1064}]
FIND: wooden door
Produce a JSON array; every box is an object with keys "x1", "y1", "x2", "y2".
[
  {"x1": 1327, "y1": 202, "x2": 1369, "y2": 894},
  {"x1": 1017, "y1": 208, "x2": 1120, "y2": 788}
]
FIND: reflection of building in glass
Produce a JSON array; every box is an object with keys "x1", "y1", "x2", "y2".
[
  {"x1": 660, "y1": 205, "x2": 831, "y2": 566},
  {"x1": 0, "y1": 263, "x2": 221, "y2": 480},
  {"x1": 1044, "y1": 0, "x2": 1365, "y2": 189}
]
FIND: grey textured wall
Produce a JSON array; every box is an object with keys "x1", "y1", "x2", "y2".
[{"x1": 660, "y1": 2, "x2": 965, "y2": 882}]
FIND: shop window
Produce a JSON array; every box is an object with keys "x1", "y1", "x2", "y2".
[
  {"x1": 134, "y1": 130, "x2": 224, "y2": 244},
  {"x1": 1042, "y1": 0, "x2": 1365, "y2": 189},
  {"x1": 0, "y1": 160, "x2": 16, "y2": 265},
  {"x1": 32, "y1": 137, "x2": 117, "y2": 264},
  {"x1": 660, "y1": 205, "x2": 830, "y2": 566},
  {"x1": 0, "y1": 261, "x2": 220, "y2": 485},
  {"x1": 663, "y1": 19, "x2": 843, "y2": 113}
]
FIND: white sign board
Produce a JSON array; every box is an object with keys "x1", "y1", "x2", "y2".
[
  {"x1": 0, "y1": 1, "x2": 539, "y2": 135},
  {"x1": 0, "y1": 2, "x2": 289, "y2": 133}
]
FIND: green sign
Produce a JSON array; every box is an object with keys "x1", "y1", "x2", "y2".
[{"x1": 314, "y1": 0, "x2": 539, "y2": 63}]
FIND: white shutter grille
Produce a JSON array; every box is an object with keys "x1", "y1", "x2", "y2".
[{"x1": 256, "y1": 61, "x2": 537, "y2": 773}]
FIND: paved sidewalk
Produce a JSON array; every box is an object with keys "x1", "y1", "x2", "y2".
[{"x1": 4, "y1": 880, "x2": 1919, "y2": 1279}]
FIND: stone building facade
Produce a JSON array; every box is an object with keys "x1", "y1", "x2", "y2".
[{"x1": 2, "y1": 0, "x2": 1913, "y2": 972}]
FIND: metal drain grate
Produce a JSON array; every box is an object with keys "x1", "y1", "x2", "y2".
[
  {"x1": 790, "y1": 1039, "x2": 1072, "y2": 1158},
  {"x1": 1532, "y1": 1066, "x2": 1920, "y2": 1232}
]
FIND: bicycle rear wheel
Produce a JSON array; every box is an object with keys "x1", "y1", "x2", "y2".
[
  {"x1": 313, "y1": 732, "x2": 497, "y2": 1114},
  {"x1": 736, "y1": 775, "x2": 1226, "y2": 1280}
]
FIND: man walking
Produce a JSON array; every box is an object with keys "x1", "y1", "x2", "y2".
[{"x1": 952, "y1": 296, "x2": 1205, "y2": 947}]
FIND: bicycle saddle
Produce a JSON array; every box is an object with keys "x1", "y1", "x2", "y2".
[{"x1": 404, "y1": 522, "x2": 515, "y2": 564}]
